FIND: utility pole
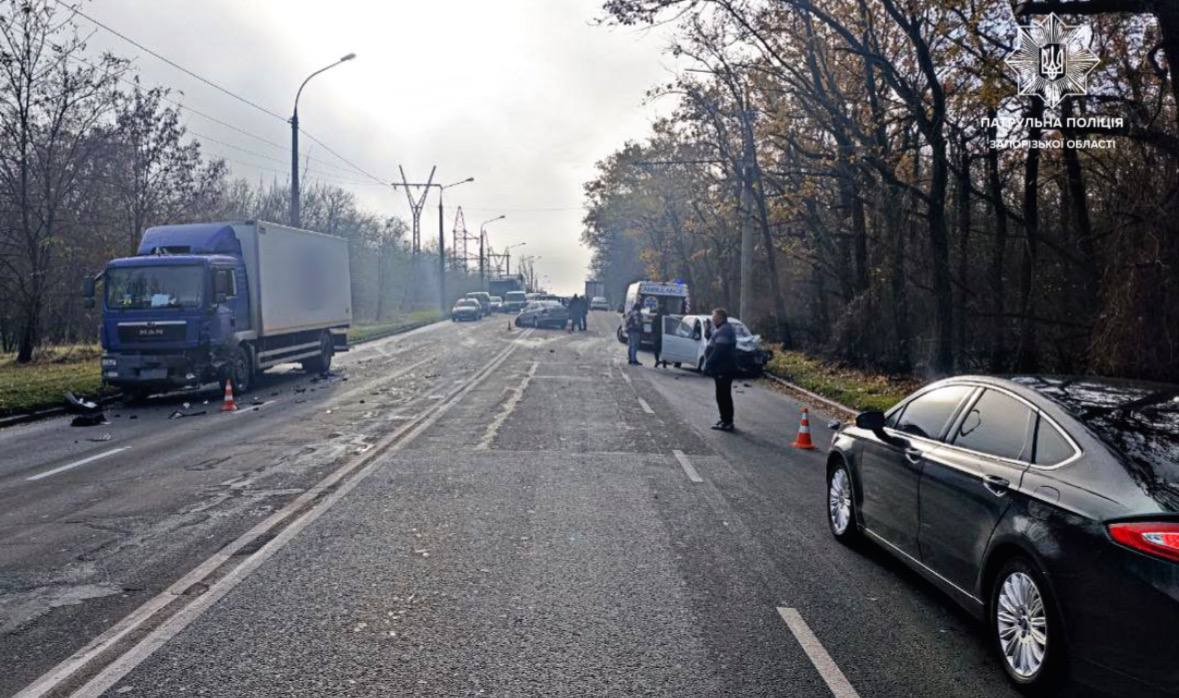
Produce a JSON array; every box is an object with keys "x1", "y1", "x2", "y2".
[
  {"x1": 290, "y1": 53, "x2": 355, "y2": 228},
  {"x1": 398, "y1": 165, "x2": 436, "y2": 256},
  {"x1": 394, "y1": 174, "x2": 474, "y2": 313},
  {"x1": 738, "y1": 104, "x2": 756, "y2": 325}
]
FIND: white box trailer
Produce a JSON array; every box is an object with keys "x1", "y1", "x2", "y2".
[{"x1": 235, "y1": 221, "x2": 352, "y2": 336}]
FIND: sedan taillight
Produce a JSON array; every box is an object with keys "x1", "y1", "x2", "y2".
[{"x1": 1108, "y1": 522, "x2": 1179, "y2": 563}]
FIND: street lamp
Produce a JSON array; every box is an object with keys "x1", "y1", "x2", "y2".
[
  {"x1": 502, "y1": 242, "x2": 526, "y2": 276},
  {"x1": 290, "y1": 52, "x2": 356, "y2": 228},
  {"x1": 437, "y1": 177, "x2": 474, "y2": 313},
  {"x1": 479, "y1": 215, "x2": 506, "y2": 288}
]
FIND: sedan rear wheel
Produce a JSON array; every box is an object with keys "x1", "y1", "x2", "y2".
[{"x1": 992, "y1": 558, "x2": 1062, "y2": 692}]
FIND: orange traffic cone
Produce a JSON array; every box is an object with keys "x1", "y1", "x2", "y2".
[
  {"x1": 220, "y1": 379, "x2": 238, "y2": 412},
  {"x1": 791, "y1": 407, "x2": 816, "y2": 449}
]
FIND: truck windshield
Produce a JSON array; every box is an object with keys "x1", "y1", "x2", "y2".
[{"x1": 106, "y1": 265, "x2": 204, "y2": 310}]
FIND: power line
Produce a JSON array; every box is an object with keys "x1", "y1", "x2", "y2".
[
  {"x1": 58, "y1": 1, "x2": 288, "y2": 122},
  {"x1": 298, "y1": 128, "x2": 389, "y2": 186},
  {"x1": 63, "y1": 53, "x2": 364, "y2": 180}
]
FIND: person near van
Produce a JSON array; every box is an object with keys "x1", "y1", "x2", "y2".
[
  {"x1": 568, "y1": 294, "x2": 581, "y2": 332},
  {"x1": 652, "y1": 310, "x2": 664, "y2": 367},
  {"x1": 703, "y1": 307, "x2": 737, "y2": 431},
  {"x1": 625, "y1": 302, "x2": 643, "y2": 365},
  {"x1": 577, "y1": 296, "x2": 589, "y2": 331}
]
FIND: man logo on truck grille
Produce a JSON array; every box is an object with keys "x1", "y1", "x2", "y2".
[{"x1": 1005, "y1": 13, "x2": 1100, "y2": 109}]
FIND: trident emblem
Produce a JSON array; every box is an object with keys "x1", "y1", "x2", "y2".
[{"x1": 1039, "y1": 44, "x2": 1065, "y2": 81}]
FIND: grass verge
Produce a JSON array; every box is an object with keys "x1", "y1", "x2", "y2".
[
  {"x1": 765, "y1": 349, "x2": 920, "y2": 413},
  {"x1": 347, "y1": 309, "x2": 443, "y2": 344},
  {"x1": 0, "y1": 313, "x2": 447, "y2": 418},
  {"x1": 0, "y1": 345, "x2": 110, "y2": 418}
]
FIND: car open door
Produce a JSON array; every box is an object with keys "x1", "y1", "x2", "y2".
[{"x1": 659, "y1": 315, "x2": 697, "y2": 366}]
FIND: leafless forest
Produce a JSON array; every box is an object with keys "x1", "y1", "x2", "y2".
[{"x1": 584, "y1": 0, "x2": 1179, "y2": 379}]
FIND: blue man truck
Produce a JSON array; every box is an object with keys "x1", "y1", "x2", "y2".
[{"x1": 84, "y1": 221, "x2": 352, "y2": 401}]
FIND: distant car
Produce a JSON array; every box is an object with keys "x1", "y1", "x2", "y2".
[
  {"x1": 826, "y1": 375, "x2": 1179, "y2": 695},
  {"x1": 657, "y1": 315, "x2": 772, "y2": 376},
  {"x1": 514, "y1": 301, "x2": 569, "y2": 329},
  {"x1": 465, "y1": 291, "x2": 492, "y2": 315},
  {"x1": 503, "y1": 290, "x2": 528, "y2": 313},
  {"x1": 590, "y1": 296, "x2": 610, "y2": 311},
  {"x1": 451, "y1": 298, "x2": 482, "y2": 321},
  {"x1": 489, "y1": 296, "x2": 504, "y2": 313}
]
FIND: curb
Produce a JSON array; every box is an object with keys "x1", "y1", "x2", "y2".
[
  {"x1": 763, "y1": 372, "x2": 857, "y2": 419},
  {"x1": 0, "y1": 319, "x2": 447, "y2": 430}
]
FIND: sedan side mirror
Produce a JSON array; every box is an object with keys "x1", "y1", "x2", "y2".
[{"x1": 855, "y1": 410, "x2": 886, "y2": 431}]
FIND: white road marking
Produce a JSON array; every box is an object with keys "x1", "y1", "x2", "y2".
[
  {"x1": 476, "y1": 362, "x2": 537, "y2": 450},
  {"x1": 620, "y1": 371, "x2": 632, "y2": 386},
  {"x1": 637, "y1": 396, "x2": 654, "y2": 414},
  {"x1": 672, "y1": 449, "x2": 703, "y2": 483},
  {"x1": 26, "y1": 448, "x2": 130, "y2": 482},
  {"x1": 777, "y1": 607, "x2": 861, "y2": 698},
  {"x1": 16, "y1": 330, "x2": 533, "y2": 698}
]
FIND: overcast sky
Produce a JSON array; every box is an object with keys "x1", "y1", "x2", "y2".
[{"x1": 83, "y1": 0, "x2": 677, "y2": 295}]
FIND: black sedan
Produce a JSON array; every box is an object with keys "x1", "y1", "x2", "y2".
[
  {"x1": 825, "y1": 375, "x2": 1178, "y2": 695},
  {"x1": 514, "y1": 301, "x2": 569, "y2": 329}
]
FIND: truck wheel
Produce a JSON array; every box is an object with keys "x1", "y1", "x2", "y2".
[
  {"x1": 223, "y1": 344, "x2": 253, "y2": 395},
  {"x1": 616, "y1": 327, "x2": 627, "y2": 345},
  {"x1": 301, "y1": 332, "x2": 334, "y2": 375}
]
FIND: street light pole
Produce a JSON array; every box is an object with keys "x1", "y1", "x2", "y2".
[
  {"x1": 437, "y1": 178, "x2": 474, "y2": 315},
  {"x1": 502, "y1": 242, "x2": 526, "y2": 277},
  {"x1": 478, "y1": 215, "x2": 506, "y2": 289},
  {"x1": 290, "y1": 52, "x2": 356, "y2": 228}
]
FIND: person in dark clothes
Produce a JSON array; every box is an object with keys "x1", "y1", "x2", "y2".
[
  {"x1": 568, "y1": 295, "x2": 581, "y2": 332},
  {"x1": 652, "y1": 310, "x2": 664, "y2": 367},
  {"x1": 702, "y1": 307, "x2": 737, "y2": 431},
  {"x1": 624, "y1": 302, "x2": 643, "y2": 365},
  {"x1": 578, "y1": 296, "x2": 589, "y2": 331}
]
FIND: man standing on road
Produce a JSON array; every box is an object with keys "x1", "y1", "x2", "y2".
[
  {"x1": 703, "y1": 308, "x2": 737, "y2": 431},
  {"x1": 625, "y1": 302, "x2": 643, "y2": 365},
  {"x1": 577, "y1": 296, "x2": 589, "y2": 331}
]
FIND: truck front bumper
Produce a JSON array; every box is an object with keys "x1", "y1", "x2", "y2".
[{"x1": 101, "y1": 351, "x2": 217, "y2": 389}]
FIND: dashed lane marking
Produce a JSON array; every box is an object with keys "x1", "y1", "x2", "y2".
[
  {"x1": 26, "y1": 448, "x2": 130, "y2": 482},
  {"x1": 672, "y1": 449, "x2": 703, "y2": 483},
  {"x1": 777, "y1": 607, "x2": 861, "y2": 698},
  {"x1": 637, "y1": 396, "x2": 654, "y2": 414}
]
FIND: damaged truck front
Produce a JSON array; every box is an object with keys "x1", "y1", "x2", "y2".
[{"x1": 84, "y1": 221, "x2": 352, "y2": 401}]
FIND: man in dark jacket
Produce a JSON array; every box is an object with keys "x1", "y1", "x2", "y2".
[{"x1": 702, "y1": 307, "x2": 737, "y2": 431}]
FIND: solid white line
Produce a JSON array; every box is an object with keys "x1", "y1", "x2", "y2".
[
  {"x1": 637, "y1": 396, "x2": 654, "y2": 414},
  {"x1": 26, "y1": 448, "x2": 129, "y2": 482},
  {"x1": 672, "y1": 449, "x2": 703, "y2": 483},
  {"x1": 777, "y1": 607, "x2": 860, "y2": 698},
  {"x1": 46, "y1": 330, "x2": 531, "y2": 698}
]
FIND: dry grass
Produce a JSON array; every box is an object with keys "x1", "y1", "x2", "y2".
[
  {"x1": 766, "y1": 349, "x2": 920, "y2": 413},
  {"x1": 0, "y1": 344, "x2": 108, "y2": 416}
]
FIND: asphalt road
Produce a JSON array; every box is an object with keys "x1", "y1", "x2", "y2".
[{"x1": 1, "y1": 313, "x2": 1094, "y2": 696}]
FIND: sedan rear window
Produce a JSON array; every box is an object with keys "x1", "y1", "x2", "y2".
[
  {"x1": 893, "y1": 385, "x2": 974, "y2": 441},
  {"x1": 1014, "y1": 377, "x2": 1179, "y2": 504},
  {"x1": 1033, "y1": 419, "x2": 1075, "y2": 466}
]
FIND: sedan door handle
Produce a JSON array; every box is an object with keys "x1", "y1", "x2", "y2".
[
  {"x1": 904, "y1": 448, "x2": 923, "y2": 463},
  {"x1": 983, "y1": 475, "x2": 1010, "y2": 496}
]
